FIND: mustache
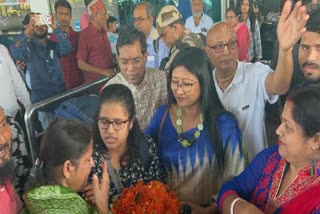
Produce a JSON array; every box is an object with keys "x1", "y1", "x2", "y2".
[
  {"x1": 0, "y1": 143, "x2": 9, "y2": 151},
  {"x1": 302, "y1": 62, "x2": 320, "y2": 70},
  {"x1": 0, "y1": 157, "x2": 14, "y2": 185}
]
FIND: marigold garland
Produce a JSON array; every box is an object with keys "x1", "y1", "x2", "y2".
[{"x1": 112, "y1": 181, "x2": 182, "y2": 214}]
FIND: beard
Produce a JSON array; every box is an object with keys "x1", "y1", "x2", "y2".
[
  {"x1": 192, "y1": 10, "x2": 203, "y2": 18},
  {"x1": 0, "y1": 157, "x2": 14, "y2": 185},
  {"x1": 33, "y1": 30, "x2": 48, "y2": 39}
]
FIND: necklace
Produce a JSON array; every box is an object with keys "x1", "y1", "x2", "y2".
[{"x1": 176, "y1": 107, "x2": 204, "y2": 148}]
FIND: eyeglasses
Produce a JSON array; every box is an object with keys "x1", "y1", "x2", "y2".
[
  {"x1": 96, "y1": 118, "x2": 129, "y2": 130},
  {"x1": 170, "y1": 80, "x2": 199, "y2": 93},
  {"x1": 119, "y1": 58, "x2": 143, "y2": 67},
  {"x1": 133, "y1": 17, "x2": 147, "y2": 24},
  {"x1": 207, "y1": 40, "x2": 238, "y2": 54},
  {"x1": 225, "y1": 15, "x2": 236, "y2": 20}
]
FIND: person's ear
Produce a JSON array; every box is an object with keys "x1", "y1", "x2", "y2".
[
  {"x1": 312, "y1": 132, "x2": 320, "y2": 151},
  {"x1": 149, "y1": 16, "x2": 154, "y2": 24},
  {"x1": 129, "y1": 119, "x2": 134, "y2": 130},
  {"x1": 62, "y1": 160, "x2": 75, "y2": 179}
]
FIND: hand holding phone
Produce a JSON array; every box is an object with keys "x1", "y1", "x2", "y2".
[{"x1": 33, "y1": 14, "x2": 52, "y2": 26}]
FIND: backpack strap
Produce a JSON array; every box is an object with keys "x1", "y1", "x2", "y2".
[
  {"x1": 153, "y1": 38, "x2": 159, "y2": 53},
  {"x1": 158, "y1": 108, "x2": 169, "y2": 143}
]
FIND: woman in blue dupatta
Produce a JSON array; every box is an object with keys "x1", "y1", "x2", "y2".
[
  {"x1": 217, "y1": 86, "x2": 320, "y2": 214},
  {"x1": 145, "y1": 47, "x2": 246, "y2": 213}
]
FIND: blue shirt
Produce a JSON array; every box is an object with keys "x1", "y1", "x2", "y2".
[
  {"x1": 10, "y1": 28, "x2": 70, "y2": 110},
  {"x1": 146, "y1": 27, "x2": 169, "y2": 69}
]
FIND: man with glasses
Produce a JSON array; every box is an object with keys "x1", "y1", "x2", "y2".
[
  {"x1": 151, "y1": 5, "x2": 203, "y2": 72},
  {"x1": 205, "y1": 1, "x2": 309, "y2": 161},
  {"x1": 103, "y1": 26, "x2": 167, "y2": 129},
  {"x1": 133, "y1": 1, "x2": 169, "y2": 69}
]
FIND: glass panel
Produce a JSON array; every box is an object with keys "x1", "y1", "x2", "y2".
[{"x1": 0, "y1": 0, "x2": 31, "y2": 33}]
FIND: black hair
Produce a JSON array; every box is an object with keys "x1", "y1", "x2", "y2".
[
  {"x1": 22, "y1": 12, "x2": 40, "y2": 25},
  {"x1": 54, "y1": 0, "x2": 72, "y2": 14},
  {"x1": 36, "y1": 119, "x2": 91, "y2": 185},
  {"x1": 168, "y1": 47, "x2": 227, "y2": 173},
  {"x1": 226, "y1": 7, "x2": 240, "y2": 17},
  {"x1": 236, "y1": 0, "x2": 257, "y2": 34},
  {"x1": 287, "y1": 86, "x2": 320, "y2": 138},
  {"x1": 93, "y1": 84, "x2": 142, "y2": 167},
  {"x1": 84, "y1": 0, "x2": 92, "y2": 8},
  {"x1": 107, "y1": 16, "x2": 117, "y2": 26},
  {"x1": 306, "y1": 7, "x2": 320, "y2": 33},
  {"x1": 116, "y1": 25, "x2": 147, "y2": 55}
]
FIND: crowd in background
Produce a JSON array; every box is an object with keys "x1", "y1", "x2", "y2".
[{"x1": 1, "y1": 0, "x2": 320, "y2": 213}]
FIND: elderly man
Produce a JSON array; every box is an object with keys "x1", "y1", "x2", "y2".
[
  {"x1": 0, "y1": 106, "x2": 22, "y2": 213},
  {"x1": 133, "y1": 1, "x2": 169, "y2": 69},
  {"x1": 77, "y1": 0, "x2": 114, "y2": 84},
  {"x1": 103, "y1": 26, "x2": 167, "y2": 129},
  {"x1": 151, "y1": 5, "x2": 203, "y2": 72},
  {"x1": 185, "y1": 0, "x2": 213, "y2": 35},
  {"x1": 205, "y1": 1, "x2": 309, "y2": 160}
]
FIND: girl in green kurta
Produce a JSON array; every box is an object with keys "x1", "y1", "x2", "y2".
[{"x1": 22, "y1": 119, "x2": 110, "y2": 214}]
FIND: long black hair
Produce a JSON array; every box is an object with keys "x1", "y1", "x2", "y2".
[
  {"x1": 36, "y1": 119, "x2": 91, "y2": 185},
  {"x1": 286, "y1": 86, "x2": 320, "y2": 138},
  {"x1": 168, "y1": 47, "x2": 226, "y2": 173},
  {"x1": 236, "y1": 0, "x2": 257, "y2": 34},
  {"x1": 93, "y1": 84, "x2": 142, "y2": 167}
]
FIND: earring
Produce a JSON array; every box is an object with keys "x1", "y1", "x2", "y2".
[{"x1": 310, "y1": 155, "x2": 320, "y2": 177}]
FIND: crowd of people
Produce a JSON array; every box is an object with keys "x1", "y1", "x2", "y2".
[{"x1": 1, "y1": 0, "x2": 320, "y2": 213}]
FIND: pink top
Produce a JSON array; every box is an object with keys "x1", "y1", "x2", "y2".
[
  {"x1": 0, "y1": 178, "x2": 22, "y2": 214},
  {"x1": 234, "y1": 23, "x2": 250, "y2": 62},
  {"x1": 80, "y1": 11, "x2": 90, "y2": 30}
]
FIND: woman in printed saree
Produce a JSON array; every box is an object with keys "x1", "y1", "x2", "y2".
[
  {"x1": 145, "y1": 47, "x2": 246, "y2": 213},
  {"x1": 217, "y1": 86, "x2": 320, "y2": 214},
  {"x1": 82, "y1": 84, "x2": 165, "y2": 206},
  {"x1": 23, "y1": 119, "x2": 110, "y2": 214}
]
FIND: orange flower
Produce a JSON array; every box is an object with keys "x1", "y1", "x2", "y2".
[{"x1": 112, "y1": 181, "x2": 182, "y2": 214}]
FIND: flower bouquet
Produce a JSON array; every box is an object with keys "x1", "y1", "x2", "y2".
[{"x1": 112, "y1": 180, "x2": 182, "y2": 214}]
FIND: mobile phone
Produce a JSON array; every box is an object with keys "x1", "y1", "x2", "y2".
[{"x1": 34, "y1": 14, "x2": 52, "y2": 25}]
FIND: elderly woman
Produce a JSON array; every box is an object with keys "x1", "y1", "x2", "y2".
[
  {"x1": 217, "y1": 86, "x2": 320, "y2": 213},
  {"x1": 145, "y1": 47, "x2": 245, "y2": 213}
]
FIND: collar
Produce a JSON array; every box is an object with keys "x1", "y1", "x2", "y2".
[
  {"x1": 213, "y1": 61, "x2": 243, "y2": 87},
  {"x1": 87, "y1": 22, "x2": 105, "y2": 33},
  {"x1": 118, "y1": 68, "x2": 148, "y2": 89}
]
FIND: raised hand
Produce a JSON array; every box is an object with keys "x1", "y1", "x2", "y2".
[
  {"x1": 277, "y1": 0, "x2": 309, "y2": 51},
  {"x1": 93, "y1": 160, "x2": 110, "y2": 214}
]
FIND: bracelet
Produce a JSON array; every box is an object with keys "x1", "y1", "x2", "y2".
[{"x1": 230, "y1": 198, "x2": 244, "y2": 214}]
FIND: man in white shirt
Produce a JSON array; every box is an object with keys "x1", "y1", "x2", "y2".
[
  {"x1": 205, "y1": 1, "x2": 309, "y2": 160},
  {"x1": 0, "y1": 44, "x2": 30, "y2": 118},
  {"x1": 185, "y1": 0, "x2": 213, "y2": 35},
  {"x1": 133, "y1": 1, "x2": 169, "y2": 69}
]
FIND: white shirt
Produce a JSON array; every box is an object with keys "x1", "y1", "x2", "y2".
[
  {"x1": 185, "y1": 13, "x2": 213, "y2": 35},
  {"x1": 213, "y1": 61, "x2": 278, "y2": 161},
  {"x1": 0, "y1": 45, "x2": 31, "y2": 117},
  {"x1": 146, "y1": 27, "x2": 170, "y2": 68}
]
